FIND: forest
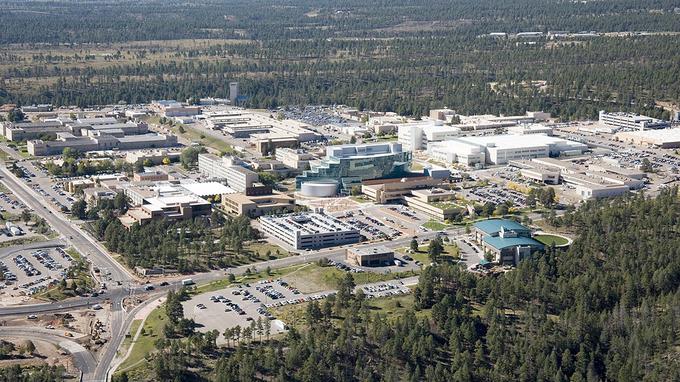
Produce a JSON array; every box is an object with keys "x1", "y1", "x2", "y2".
[
  {"x1": 1, "y1": 1, "x2": 679, "y2": 119},
  {"x1": 115, "y1": 187, "x2": 680, "y2": 382}
]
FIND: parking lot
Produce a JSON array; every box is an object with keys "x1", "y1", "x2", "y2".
[
  {"x1": 464, "y1": 183, "x2": 527, "y2": 208},
  {"x1": 0, "y1": 247, "x2": 73, "y2": 297},
  {"x1": 183, "y1": 279, "x2": 301, "y2": 344}
]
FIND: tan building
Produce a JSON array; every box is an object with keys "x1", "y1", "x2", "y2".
[
  {"x1": 362, "y1": 176, "x2": 443, "y2": 204},
  {"x1": 222, "y1": 192, "x2": 295, "y2": 218},
  {"x1": 133, "y1": 171, "x2": 169, "y2": 182},
  {"x1": 403, "y1": 188, "x2": 463, "y2": 220},
  {"x1": 119, "y1": 194, "x2": 211, "y2": 228},
  {"x1": 65, "y1": 178, "x2": 96, "y2": 194},
  {"x1": 346, "y1": 246, "x2": 394, "y2": 267}
]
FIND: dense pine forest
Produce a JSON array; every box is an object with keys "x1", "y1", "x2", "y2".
[
  {"x1": 114, "y1": 188, "x2": 680, "y2": 382},
  {"x1": 1, "y1": 1, "x2": 680, "y2": 119}
]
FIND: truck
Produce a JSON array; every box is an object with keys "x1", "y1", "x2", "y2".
[{"x1": 181, "y1": 278, "x2": 195, "y2": 286}]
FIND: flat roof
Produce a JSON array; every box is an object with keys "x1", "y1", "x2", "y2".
[
  {"x1": 483, "y1": 236, "x2": 544, "y2": 250},
  {"x1": 180, "y1": 182, "x2": 236, "y2": 196},
  {"x1": 474, "y1": 219, "x2": 530, "y2": 235},
  {"x1": 615, "y1": 128, "x2": 680, "y2": 144},
  {"x1": 457, "y1": 134, "x2": 584, "y2": 150}
]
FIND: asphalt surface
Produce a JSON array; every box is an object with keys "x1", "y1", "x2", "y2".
[
  {"x1": 0, "y1": 155, "x2": 466, "y2": 381},
  {"x1": 0, "y1": 326, "x2": 97, "y2": 379}
]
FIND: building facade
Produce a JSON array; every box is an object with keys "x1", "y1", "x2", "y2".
[
  {"x1": 296, "y1": 142, "x2": 412, "y2": 195},
  {"x1": 259, "y1": 213, "x2": 361, "y2": 250}
]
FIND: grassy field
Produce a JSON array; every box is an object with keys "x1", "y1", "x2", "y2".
[
  {"x1": 284, "y1": 263, "x2": 419, "y2": 294},
  {"x1": 422, "y1": 220, "x2": 450, "y2": 231},
  {"x1": 349, "y1": 195, "x2": 372, "y2": 203},
  {"x1": 191, "y1": 263, "x2": 308, "y2": 295},
  {"x1": 409, "y1": 243, "x2": 460, "y2": 264},
  {"x1": 116, "y1": 306, "x2": 169, "y2": 376},
  {"x1": 118, "y1": 319, "x2": 143, "y2": 357},
  {"x1": 534, "y1": 234, "x2": 570, "y2": 246},
  {"x1": 271, "y1": 293, "x2": 426, "y2": 330}
]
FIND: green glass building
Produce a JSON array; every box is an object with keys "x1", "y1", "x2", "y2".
[{"x1": 296, "y1": 142, "x2": 412, "y2": 196}]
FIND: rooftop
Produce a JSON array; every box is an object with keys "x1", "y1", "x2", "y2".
[
  {"x1": 483, "y1": 236, "x2": 544, "y2": 250},
  {"x1": 474, "y1": 219, "x2": 531, "y2": 235},
  {"x1": 180, "y1": 182, "x2": 236, "y2": 197}
]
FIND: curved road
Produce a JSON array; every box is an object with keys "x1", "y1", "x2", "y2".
[{"x1": 0, "y1": 326, "x2": 97, "y2": 379}]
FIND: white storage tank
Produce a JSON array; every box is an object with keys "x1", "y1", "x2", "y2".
[{"x1": 300, "y1": 180, "x2": 339, "y2": 197}]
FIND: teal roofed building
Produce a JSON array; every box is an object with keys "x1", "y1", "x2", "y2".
[
  {"x1": 473, "y1": 219, "x2": 543, "y2": 265},
  {"x1": 296, "y1": 142, "x2": 412, "y2": 196}
]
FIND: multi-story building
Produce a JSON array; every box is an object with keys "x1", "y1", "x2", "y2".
[
  {"x1": 362, "y1": 176, "x2": 444, "y2": 204},
  {"x1": 402, "y1": 188, "x2": 462, "y2": 220},
  {"x1": 28, "y1": 131, "x2": 177, "y2": 156},
  {"x1": 397, "y1": 121, "x2": 461, "y2": 151},
  {"x1": 119, "y1": 194, "x2": 211, "y2": 228},
  {"x1": 275, "y1": 148, "x2": 316, "y2": 172},
  {"x1": 197, "y1": 153, "x2": 258, "y2": 192},
  {"x1": 614, "y1": 128, "x2": 680, "y2": 148},
  {"x1": 599, "y1": 111, "x2": 670, "y2": 131},
  {"x1": 222, "y1": 191, "x2": 295, "y2": 218},
  {"x1": 259, "y1": 213, "x2": 361, "y2": 250},
  {"x1": 473, "y1": 219, "x2": 544, "y2": 265},
  {"x1": 296, "y1": 142, "x2": 412, "y2": 196},
  {"x1": 133, "y1": 171, "x2": 169, "y2": 182},
  {"x1": 427, "y1": 134, "x2": 586, "y2": 166}
]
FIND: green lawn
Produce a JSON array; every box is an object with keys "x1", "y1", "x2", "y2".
[
  {"x1": 192, "y1": 263, "x2": 308, "y2": 295},
  {"x1": 534, "y1": 234, "x2": 569, "y2": 246},
  {"x1": 422, "y1": 220, "x2": 450, "y2": 231},
  {"x1": 116, "y1": 306, "x2": 169, "y2": 375},
  {"x1": 118, "y1": 319, "x2": 143, "y2": 356},
  {"x1": 284, "y1": 263, "x2": 418, "y2": 294},
  {"x1": 409, "y1": 243, "x2": 460, "y2": 264}
]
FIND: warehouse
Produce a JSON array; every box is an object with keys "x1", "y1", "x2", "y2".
[
  {"x1": 427, "y1": 134, "x2": 586, "y2": 166},
  {"x1": 614, "y1": 128, "x2": 680, "y2": 149}
]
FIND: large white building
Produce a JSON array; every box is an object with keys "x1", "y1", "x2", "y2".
[
  {"x1": 427, "y1": 134, "x2": 587, "y2": 166},
  {"x1": 614, "y1": 128, "x2": 680, "y2": 148},
  {"x1": 197, "y1": 153, "x2": 258, "y2": 192},
  {"x1": 259, "y1": 213, "x2": 361, "y2": 250},
  {"x1": 599, "y1": 111, "x2": 670, "y2": 131},
  {"x1": 398, "y1": 121, "x2": 461, "y2": 150}
]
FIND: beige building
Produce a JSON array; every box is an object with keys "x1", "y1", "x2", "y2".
[
  {"x1": 119, "y1": 194, "x2": 211, "y2": 228},
  {"x1": 403, "y1": 188, "x2": 463, "y2": 220},
  {"x1": 133, "y1": 171, "x2": 169, "y2": 182},
  {"x1": 362, "y1": 176, "x2": 444, "y2": 204},
  {"x1": 346, "y1": 246, "x2": 394, "y2": 267},
  {"x1": 222, "y1": 192, "x2": 295, "y2": 218}
]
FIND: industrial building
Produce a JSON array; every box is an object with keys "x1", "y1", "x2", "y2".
[
  {"x1": 222, "y1": 191, "x2": 295, "y2": 218},
  {"x1": 150, "y1": 100, "x2": 201, "y2": 117},
  {"x1": 28, "y1": 131, "x2": 177, "y2": 156},
  {"x1": 614, "y1": 128, "x2": 680, "y2": 148},
  {"x1": 427, "y1": 134, "x2": 587, "y2": 166},
  {"x1": 473, "y1": 219, "x2": 544, "y2": 265},
  {"x1": 296, "y1": 142, "x2": 412, "y2": 196},
  {"x1": 599, "y1": 111, "x2": 670, "y2": 131},
  {"x1": 259, "y1": 213, "x2": 361, "y2": 250},
  {"x1": 346, "y1": 246, "x2": 394, "y2": 267},
  {"x1": 512, "y1": 158, "x2": 645, "y2": 199}
]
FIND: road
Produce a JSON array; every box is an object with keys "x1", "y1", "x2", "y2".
[
  {"x1": 0, "y1": 155, "x2": 467, "y2": 380},
  {"x1": 0, "y1": 326, "x2": 97, "y2": 379}
]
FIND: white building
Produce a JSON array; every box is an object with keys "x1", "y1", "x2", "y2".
[
  {"x1": 508, "y1": 124, "x2": 553, "y2": 136},
  {"x1": 427, "y1": 134, "x2": 587, "y2": 166},
  {"x1": 275, "y1": 148, "x2": 315, "y2": 172},
  {"x1": 259, "y1": 213, "x2": 361, "y2": 250},
  {"x1": 599, "y1": 111, "x2": 670, "y2": 131},
  {"x1": 398, "y1": 121, "x2": 461, "y2": 151},
  {"x1": 197, "y1": 153, "x2": 258, "y2": 192}
]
